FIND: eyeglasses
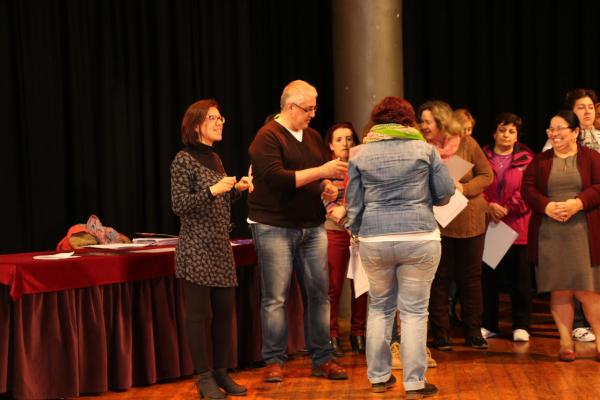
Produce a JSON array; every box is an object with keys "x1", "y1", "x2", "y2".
[
  {"x1": 292, "y1": 103, "x2": 318, "y2": 114},
  {"x1": 546, "y1": 126, "x2": 570, "y2": 134},
  {"x1": 207, "y1": 115, "x2": 226, "y2": 123}
]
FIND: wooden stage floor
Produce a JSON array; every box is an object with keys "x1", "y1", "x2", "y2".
[{"x1": 70, "y1": 294, "x2": 600, "y2": 399}]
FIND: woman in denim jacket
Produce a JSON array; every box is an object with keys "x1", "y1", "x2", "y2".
[{"x1": 345, "y1": 97, "x2": 454, "y2": 397}]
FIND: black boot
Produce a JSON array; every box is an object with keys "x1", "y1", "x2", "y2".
[
  {"x1": 349, "y1": 335, "x2": 365, "y2": 354},
  {"x1": 331, "y1": 337, "x2": 344, "y2": 358},
  {"x1": 214, "y1": 368, "x2": 247, "y2": 396},
  {"x1": 196, "y1": 371, "x2": 227, "y2": 399}
]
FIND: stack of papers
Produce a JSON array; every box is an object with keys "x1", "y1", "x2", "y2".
[{"x1": 132, "y1": 237, "x2": 178, "y2": 246}]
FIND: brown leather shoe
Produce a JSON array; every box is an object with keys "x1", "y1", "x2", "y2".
[
  {"x1": 311, "y1": 360, "x2": 348, "y2": 380},
  {"x1": 263, "y1": 363, "x2": 283, "y2": 382}
]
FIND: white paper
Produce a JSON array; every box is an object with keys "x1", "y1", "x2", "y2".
[
  {"x1": 347, "y1": 243, "x2": 369, "y2": 298},
  {"x1": 130, "y1": 247, "x2": 176, "y2": 253},
  {"x1": 433, "y1": 191, "x2": 469, "y2": 228},
  {"x1": 482, "y1": 221, "x2": 519, "y2": 269},
  {"x1": 133, "y1": 237, "x2": 178, "y2": 246},
  {"x1": 444, "y1": 155, "x2": 474, "y2": 181},
  {"x1": 84, "y1": 243, "x2": 149, "y2": 250},
  {"x1": 33, "y1": 252, "x2": 80, "y2": 260}
]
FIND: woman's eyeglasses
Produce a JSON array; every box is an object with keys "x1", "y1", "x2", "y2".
[{"x1": 207, "y1": 115, "x2": 226, "y2": 123}]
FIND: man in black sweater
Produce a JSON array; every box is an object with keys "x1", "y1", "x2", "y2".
[{"x1": 248, "y1": 80, "x2": 348, "y2": 383}]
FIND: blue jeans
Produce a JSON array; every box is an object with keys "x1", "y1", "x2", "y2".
[
  {"x1": 250, "y1": 223, "x2": 333, "y2": 368},
  {"x1": 360, "y1": 240, "x2": 441, "y2": 390}
]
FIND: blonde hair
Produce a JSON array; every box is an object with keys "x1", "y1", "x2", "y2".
[
  {"x1": 418, "y1": 100, "x2": 463, "y2": 137},
  {"x1": 280, "y1": 80, "x2": 318, "y2": 110},
  {"x1": 454, "y1": 108, "x2": 476, "y2": 128}
]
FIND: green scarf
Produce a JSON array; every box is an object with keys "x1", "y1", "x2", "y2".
[{"x1": 363, "y1": 123, "x2": 425, "y2": 143}]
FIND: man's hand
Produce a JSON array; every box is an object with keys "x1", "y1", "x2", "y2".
[
  {"x1": 235, "y1": 176, "x2": 254, "y2": 193},
  {"x1": 210, "y1": 176, "x2": 237, "y2": 196},
  {"x1": 320, "y1": 158, "x2": 348, "y2": 179},
  {"x1": 454, "y1": 180, "x2": 464, "y2": 194}
]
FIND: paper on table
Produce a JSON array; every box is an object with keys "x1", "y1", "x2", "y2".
[
  {"x1": 444, "y1": 155, "x2": 474, "y2": 181},
  {"x1": 130, "y1": 247, "x2": 176, "y2": 253},
  {"x1": 84, "y1": 243, "x2": 149, "y2": 250},
  {"x1": 347, "y1": 243, "x2": 369, "y2": 298},
  {"x1": 33, "y1": 252, "x2": 80, "y2": 260},
  {"x1": 483, "y1": 221, "x2": 518, "y2": 269},
  {"x1": 433, "y1": 191, "x2": 468, "y2": 228}
]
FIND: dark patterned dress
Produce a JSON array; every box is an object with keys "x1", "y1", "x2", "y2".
[{"x1": 170, "y1": 146, "x2": 238, "y2": 287}]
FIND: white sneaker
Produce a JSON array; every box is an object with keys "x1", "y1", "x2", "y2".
[
  {"x1": 391, "y1": 341, "x2": 402, "y2": 369},
  {"x1": 572, "y1": 327, "x2": 596, "y2": 342},
  {"x1": 512, "y1": 329, "x2": 530, "y2": 342},
  {"x1": 481, "y1": 327, "x2": 497, "y2": 339}
]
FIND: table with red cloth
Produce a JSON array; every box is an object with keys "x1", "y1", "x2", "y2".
[{"x1": 0, "y1": 241, "x2": 306, "y2": 399}]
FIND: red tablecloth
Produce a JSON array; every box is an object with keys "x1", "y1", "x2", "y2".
[
  {"x1": 0, "y1": 240, "x2": 306, "y2": 400},
  {"x1": 0, "y1": 240, "x2": 257, "y2": 300}
]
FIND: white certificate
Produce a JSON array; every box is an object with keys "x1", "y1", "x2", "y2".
[
  {"x1": 444, "y1": 155, "x2": 474, "y2": 181},
  {"x1": 347, "y1": 243, "x2": 369, "y2": 298},
  {"x1": 482, "y1": 221, "x2": 519, "y2": 269},
  {"x1": 433, "y1": 191, "x2": 468, "y2": 228}
]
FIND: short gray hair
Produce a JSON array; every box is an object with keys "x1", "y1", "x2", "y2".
[{"x1": 280, "y1": 80, "x2": 318, "y2": 110}]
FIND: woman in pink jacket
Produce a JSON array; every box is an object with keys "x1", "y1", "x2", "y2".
[{"x1": 481, "y1": 113, "x2": 534, "y2": 342}]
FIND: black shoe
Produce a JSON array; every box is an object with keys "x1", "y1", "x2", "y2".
[
  {"x1": 406, "y1": 383, "x2": 439, "y2": 399},
  {"x1": 371, "y1": 374, "x2": 396, "y2": 393},
  {"x1": 430, "y1": 337, "x2": 452, "y2": 351},
  {"x1": 214, "y1": 368, "x2": 247, "y2": 396},
  {"x1": 350, "y1": 335, "x2": 366, "y2": 354},
  {"x1": 196, "y1": 371, "x2": 227, "y2": 399},
  {"x1": 465, "y1": 336, "x2": 488, "y2": 349},
  {"x1": 330, "y1": 337, "x2": 344, "y2": 358}
]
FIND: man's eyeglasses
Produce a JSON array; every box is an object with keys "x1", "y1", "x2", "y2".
[
  {"x1": 292, "y1": 103, "x2": 318, "y2": 114},
  {"x1": 207, "y1": 115, "x2": 226, "y2": 123},
  {"x1": 546, "y1": 126, "x2": 570, "y2": 134}
]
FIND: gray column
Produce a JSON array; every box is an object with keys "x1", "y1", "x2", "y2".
[{"x1": 332, "y1": 0, "x2": 404, "y2": 137}]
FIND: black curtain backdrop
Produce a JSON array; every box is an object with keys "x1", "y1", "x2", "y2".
[
  {"x1": 403, "y1": 0, "x2": 600, "y2": 152},
  {"x1": 4, "y1": 0, "x2": 600, "y2": 254},
  {"x1": 1, "y1": 0, "x2": 334, "y2": 253}
]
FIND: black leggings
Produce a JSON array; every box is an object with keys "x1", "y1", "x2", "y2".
[{"x1": 182, "y1": 280, "x2": 236, "y2": 373}]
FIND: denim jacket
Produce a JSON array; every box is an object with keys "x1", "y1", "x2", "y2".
[{"x1": 345, "y1": 138, "x2": 455, "y2": 237}]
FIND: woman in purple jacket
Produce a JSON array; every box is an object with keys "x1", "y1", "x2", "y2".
[{"x1": 481, "y1": 113, "x2": 534, "y2": 342}]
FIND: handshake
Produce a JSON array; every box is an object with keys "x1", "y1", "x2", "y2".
[{"x1": 210, "y1": 176, "x2": 254, "y2": 196}]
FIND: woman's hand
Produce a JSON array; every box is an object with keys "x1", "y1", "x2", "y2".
[
  {"x1": 454, "y1": 180, "x2": 464, "y2": 194},
  {"x1": 328, "y1": 205, "x2": 347, "y2": 224},
  {"x1": 487, "y1": 202, "x2": 508, "y2": 223},
  {"x1": 556, "y1": 198, "x2": 583, "y2": 222},
  {"x1": 321, "y1": 182, "x2": 339, "y2": 201},
  {"x1": 235, "y1": 176, "x2": 254, "y2": 193},
  {"x1": 210, "y1": 176, "x2": 237, "y2": 196},
  {"x1": 544, "y1": 201, "x2": 566, "y2": 222}
]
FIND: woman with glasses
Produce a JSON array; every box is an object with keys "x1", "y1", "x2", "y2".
[
  {"x1": 522, "y1": 109, "x2": 600, "y2": 362},
  {"x1": 481, "y1": 113, "x2": 534, "y2": 342},
  {"x1": 321, "y1": 122, "x2": 368, "y2": 357},
  {"x1": 171, "y1": 99, "x2": 253, "y2": 399}
]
